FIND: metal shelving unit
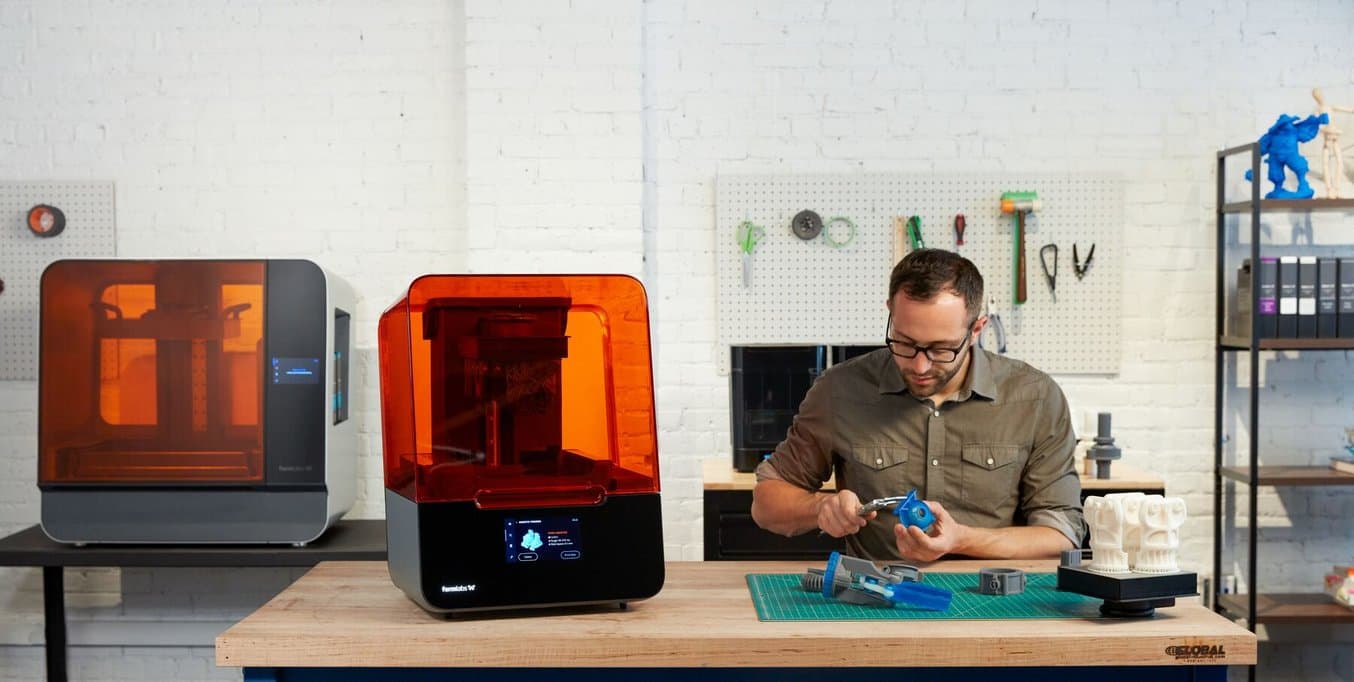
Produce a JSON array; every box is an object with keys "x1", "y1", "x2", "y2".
[{"x1": 1213, "y1": 143, "x2": 1354, "y2": 679}]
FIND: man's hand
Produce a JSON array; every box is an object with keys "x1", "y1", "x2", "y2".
[
  {"x1": 893, "y1": 499, "x2": 966, "y2": 562},
  {"x1": 892, "y1": 499, "x2": 1076, "y2": 560},
  {"x1": 816, "y1": 490, "x2": 874, "y2": 538}
]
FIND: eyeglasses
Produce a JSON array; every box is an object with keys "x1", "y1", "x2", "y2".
[{"x1": 885, "y1": 316, "x2": 972, "y2": 363}]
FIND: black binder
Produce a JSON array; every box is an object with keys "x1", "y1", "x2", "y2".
[
  {"x1": 1277, "y1": 256, "x2": 1299, "y2": 338},
  {"x1": 1318, "y1": 258, "x2": 1339, "y2": 338},
  {"x1": 1298, "y1": 257, "x2": 1318, "y2": 338},
  {"x1": 1258, "y1": 257, "x2": 1278, "y2": 338},
  {"x1": 1341, "y1": 258, "x2": 1354, "y2": 337}
]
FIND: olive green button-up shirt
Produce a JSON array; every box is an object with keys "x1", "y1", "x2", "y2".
[{"x1": 755, "y1": 347, "x2": 1084, "y2": 561}]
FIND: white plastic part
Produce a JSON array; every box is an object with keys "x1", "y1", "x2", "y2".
[
  {"x1": 1105, "y1": 492, "x2": 1147, "y2": 569},
  {"x1": 1085, "y1": 496, "x2": 1130, "y2": 574},
  {"x1": 1136, "y1": 496, "x2": 1187, "y2": 574}
]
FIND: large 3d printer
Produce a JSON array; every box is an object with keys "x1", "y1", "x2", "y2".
[
  {"x1": 38, "y1": 259, "x2": 356, "y2": 544},
  {"x1": 379, "y1": 274, "x2": 664, "y2": 614}
]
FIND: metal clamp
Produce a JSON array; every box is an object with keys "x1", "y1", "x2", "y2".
[{"x1": 979, "y1": 567, "x2": 1026, "y2": 595}]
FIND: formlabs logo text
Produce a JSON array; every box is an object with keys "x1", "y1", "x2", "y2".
[
  {"x1": 441, "y1": 584, "x2": 476, "y2": 593},
  {"x1": 1164, "y1": 644, "x2": 1226, "y2": 660}
]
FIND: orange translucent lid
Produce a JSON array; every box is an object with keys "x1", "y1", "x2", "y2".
[{"x1": 378, "y1": 275, "x2": 659, "y2": 507}]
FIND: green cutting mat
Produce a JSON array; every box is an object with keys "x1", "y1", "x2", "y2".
[{"x1": 746, "y1": 572, "x2": 1105, "y2": 621}]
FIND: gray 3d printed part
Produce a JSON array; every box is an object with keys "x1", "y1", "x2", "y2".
[
  {"x1": 979, "y1": 567, "x2": 1026, "y2": 595},
  {"x1": 791, "y1": 210, "x2": 823, "y2": 240}
]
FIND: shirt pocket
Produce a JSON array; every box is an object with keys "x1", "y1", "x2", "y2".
[
  {"x1": 960, "y1": 444, "x2": 1026, "y2": 520},
  {"x1": 848, "y1": 443, "x2": 909, "y2": 471},
  {"x1": 843, "y1": 443, "x2": 911, "y2": 503}
]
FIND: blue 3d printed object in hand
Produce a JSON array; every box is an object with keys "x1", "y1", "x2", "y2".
[
  {"x1": 1245, "y1": 113, "x2": 1329, "y2": 199},
  {"x1": 894, "y1": 489, "x2": 936, "y2": 533}
]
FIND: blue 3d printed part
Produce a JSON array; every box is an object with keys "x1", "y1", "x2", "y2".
[
  {"x1": 805, "y1": 551, "x2": 952, "y2": 612},
  {"x1": 1245, "y1": 112, "x2": 1329, "y2": 199},
  {"x1": 894, "y1": 489, "x2": 936, "y2": 533}
]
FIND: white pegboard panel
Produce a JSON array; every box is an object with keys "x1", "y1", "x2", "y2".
[
  {"x1": 715, "y1": 174, "x2": 1122, "y2": 375},
  {"x1": 0, "y1": 181, "x2": 117, "y2": 380}
]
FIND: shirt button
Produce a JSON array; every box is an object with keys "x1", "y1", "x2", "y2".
[
  {"x1": 876, "y1": 457, "x2": 883, "y2": 465},
  {"x1": 986, "y1": 457, "x2": 995, "y2": 466},
  {"x1": 931, "y1": 458, "x2": 939, "y2": 467},
  {"x1": 933, "y1": 410, "x2": 940, "y2": 417}
]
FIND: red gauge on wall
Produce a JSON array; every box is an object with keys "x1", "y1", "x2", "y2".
[{"x1": 27, "y1": 204, "x2": 66, "y2": 237}]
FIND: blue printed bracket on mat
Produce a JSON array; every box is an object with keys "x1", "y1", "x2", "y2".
[{"x1": 746, "y1": 573, "x2": 1105, "y2": 621}]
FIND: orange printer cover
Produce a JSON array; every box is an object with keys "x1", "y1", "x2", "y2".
[
  {"x1": 38, "y1": 260, "x2": 266, "y2": 485},
  {"x1": 378, "y1": 274, "x2": 660, "y2": 508}
]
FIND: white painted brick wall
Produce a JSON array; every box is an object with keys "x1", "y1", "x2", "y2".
[
  {"x1": 2, "y1": 0, "x2": 1354, "y2": 679},
  {"x1": 0, "y1": 0, "x2": 464, "y2": 678}
]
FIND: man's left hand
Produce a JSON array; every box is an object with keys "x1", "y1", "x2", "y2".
[{"x1": 892, "y1": 500, "x2": 968, "y2": 562}]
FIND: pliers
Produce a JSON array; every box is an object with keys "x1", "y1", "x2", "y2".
[{"x1": 857, "y1": 496, "x2": 909, "y2": 516}]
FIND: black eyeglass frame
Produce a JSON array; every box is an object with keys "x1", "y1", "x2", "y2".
[{"x1": 884, "y1": 314, "x2": 975, "y2": 364}]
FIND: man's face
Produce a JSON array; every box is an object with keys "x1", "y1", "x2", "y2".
[{"x1": 886, "y1": 291, "x2": 980, "y2": 399}]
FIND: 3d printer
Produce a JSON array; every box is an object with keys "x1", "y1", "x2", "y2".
[
  {"x1": 38, "y1": 259, "x2": 356, "y2": 544},
  {"x1": 379, "y1": 274, "x2": 664, "y2": 614}
]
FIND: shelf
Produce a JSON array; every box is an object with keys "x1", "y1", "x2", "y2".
[
  {"x1": 1217, "y1": 593, "x2": 1354, "y2": 625},
  {"x1": 1220, "y1": 466, "x2": 1354, "y2": 486},
  {"x1": 1221, "y1": 198, "x2": 1354, "y2": 213},
  {"x1": 1218, "y1": 336, "x2": 1354, "y2": 350}
]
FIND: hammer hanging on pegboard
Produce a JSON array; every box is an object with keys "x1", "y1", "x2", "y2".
[{"x1": 999, "y1": 191, "x2": 1041, "y2": 305}]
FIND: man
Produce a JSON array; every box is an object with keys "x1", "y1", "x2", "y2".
[{"x1": 750, "y1": 248, "x2": 1082, "y2": 562}]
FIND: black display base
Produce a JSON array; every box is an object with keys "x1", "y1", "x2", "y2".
[{"x1": 1057, "y1": 565, "x2": 1197, "y2": 618}]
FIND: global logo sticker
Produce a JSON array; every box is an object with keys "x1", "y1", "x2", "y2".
[{"x1": 1164, "y1": 644, "x2": 1226, "y2": 660}]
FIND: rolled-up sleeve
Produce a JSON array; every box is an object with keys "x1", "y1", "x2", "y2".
[
  {"x1": 753, "y1": 372, "x2": 834, "y2": 491},
  {"x1": 1019, "y1": 379, "x2": 1084, "y2": 547}
]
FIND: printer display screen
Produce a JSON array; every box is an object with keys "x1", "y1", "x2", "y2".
[{"x1": 504, "y1": 516, "x2": 583, "y2": 563}]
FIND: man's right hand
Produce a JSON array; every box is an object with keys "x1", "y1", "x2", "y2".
[{"x1": 816, "y1": 490, "x2": 874, "y2": 537}]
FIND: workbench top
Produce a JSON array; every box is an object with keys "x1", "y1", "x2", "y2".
[{"x1": 217, "y1": 559, "x2": 1254, "y2": 669}]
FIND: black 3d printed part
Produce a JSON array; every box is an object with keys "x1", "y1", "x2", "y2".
[{"x1": 791, "y1": 210, "x2": 823, "y2": 240}]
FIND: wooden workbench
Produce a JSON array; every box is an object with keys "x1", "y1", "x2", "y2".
[{"x1": 217, "y1": 560, "x2": 1254, "y2": 680}]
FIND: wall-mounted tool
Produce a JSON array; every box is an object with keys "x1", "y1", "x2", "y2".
[
  {"x1": 27, "y1": 204, "x2": 66, "y2": 238},
  {"x1": 978, "y1": 300, "x2": 1007, "y2": 355},
  {"x1": 821, "y1": 215, "x2": 856, "y2": 248},
  {"x1": 999, "y1": 191, "x2": 1041, "y2": 305},
  {"x1": 736, "y1": 220, "x2": 765, "y2": 287},
  {"x1": 892, "y1": 217, "x2": 906, "y2": 264},
  {"x1": 1039, "y1": 243, "x2": 1058, "y2": 300},
  {"x1": 791, "y1": 210, "x2": 822, "y2": 240},
  {"x1": 905, "y1": 215, "x2": 924, "y2": 250},
  {"x1": 1073, "y1": 242, "x2": 1095, "y2": 279},
  {"x1": 954, "y1": 213, "x2": 966, "y2": 247}
]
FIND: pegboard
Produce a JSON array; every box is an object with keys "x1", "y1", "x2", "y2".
[
  {"x1": 715, "y1": 174, "x2": 1122, "y2": 375},
  {"x1": 0, "y1": 182, "x2": 117, "y2": 380}
]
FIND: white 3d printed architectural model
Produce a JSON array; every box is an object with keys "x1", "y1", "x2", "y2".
[{"x1": 1085, "y1": 494, "x2": 1186, "y2": 575}]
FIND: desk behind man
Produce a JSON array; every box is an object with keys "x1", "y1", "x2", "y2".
[{"x1": 751, "y1": 248, "x2": 1083, "y2": 562}]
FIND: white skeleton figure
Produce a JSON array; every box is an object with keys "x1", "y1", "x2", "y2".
[
  {"x1": 1106, "y1": 492, "x2": 1146, "y2": 569},
  {"x1": 1135, "y1": 496, "x2": 1187, "y2": 573},
  {"x1": 1085, "y1": 496, "x2": 1130, "y2": 574},
  {"x1": 1313, "y1": 88, "x2": 1354, "y2": 199}
]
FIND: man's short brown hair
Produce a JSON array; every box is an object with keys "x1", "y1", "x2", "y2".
[{"x1": 888, "y1": 248, "x2": 984, "y2": 324}]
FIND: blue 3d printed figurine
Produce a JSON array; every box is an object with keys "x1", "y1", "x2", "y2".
[{"x1": 1246, "y1": 112, "x2": 1330, "y2": 199}]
